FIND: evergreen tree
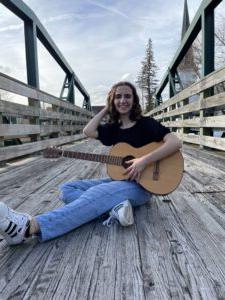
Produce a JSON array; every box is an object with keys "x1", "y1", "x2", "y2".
[{"x1": 136, "y1": 38, "x2": 158, "y2": 112}]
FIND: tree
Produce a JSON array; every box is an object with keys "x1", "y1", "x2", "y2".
[{"x1": 136, "y1": 38, "x2": 158, "y2": 112}]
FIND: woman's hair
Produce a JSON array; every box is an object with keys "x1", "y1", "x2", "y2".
[{"x1": 107, "y1": 81, "x2": 142, "y2": 123}]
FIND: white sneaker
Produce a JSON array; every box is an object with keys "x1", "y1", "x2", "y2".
[
  {"x1": 103, "y1": 200, "x2": 134, "y2": 227},
  {"x1": 0, "y1": 202, "x2": 32, "y2": 245}
]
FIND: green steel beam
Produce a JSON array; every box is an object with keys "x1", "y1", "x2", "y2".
[
  {"x1": 155, "y1": 0, "x2": 222, "y2": 99},
  {"x1": 202, "y1": 7, "x2": 215, "y2": 77},
  {"x1": 67, "y1": 73, "x2": 75, "y2": 104},
  {"x1": 0, "y1": 0, "x2": 90, "y2": 102},
  {"x1": 24, "y1": 20, "x2": 39, "y2": 88},
  {"x1": 168, "y1": 69, "x2": 176, "y2": 98}
]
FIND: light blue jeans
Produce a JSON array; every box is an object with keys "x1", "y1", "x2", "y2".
[{"x1": 36, "y1": 178, "x2": 151, "y2": 242}]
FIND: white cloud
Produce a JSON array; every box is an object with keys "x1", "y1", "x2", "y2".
[
  {"x1": 120, "y1": 73, "x2": 132, "y2": 81},
  {"x1": 87, "y1": 0, "x2": 130, "y2": 20},
  {"x1": 2, "y1": 0, "x2": 224, "y2": 107},
  {"x1": 0, "y1": 23, "x2": 23, "y2": 33}
]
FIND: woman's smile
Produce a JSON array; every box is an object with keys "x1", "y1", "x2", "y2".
[{"x1": 114, "y1": 86, "x2": 134, "y2": 115}]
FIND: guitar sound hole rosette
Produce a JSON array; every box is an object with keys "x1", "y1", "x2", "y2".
[{"x1": 121, "y1": 155, "x2": 135, "y2": 168}]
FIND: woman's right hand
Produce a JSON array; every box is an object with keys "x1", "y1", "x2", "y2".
[
  {"x1": 103, "y1": 103, "x2": 109, "y2": 115},
  {"x1": 83, "y1": 104, "x2": 109, "y2": 138}
]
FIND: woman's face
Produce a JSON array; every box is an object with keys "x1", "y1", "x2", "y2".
[{"x1": 113, "y1": 85, "x2": 134, "y2": 116}]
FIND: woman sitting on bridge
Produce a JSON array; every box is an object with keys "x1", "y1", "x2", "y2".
[{"x1": 0, "y1": 81, "x2": 182, "y2": 245}]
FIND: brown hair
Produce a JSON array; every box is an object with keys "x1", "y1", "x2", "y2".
[{"x1": 107, "y1": 81, "x2": 142, "y2": 124}]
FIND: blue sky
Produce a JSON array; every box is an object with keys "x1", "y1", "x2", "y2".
[{"x1": 1, "y1": 0, "x2": 223, "y2": 107}]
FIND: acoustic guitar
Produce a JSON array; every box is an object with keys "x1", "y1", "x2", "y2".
[{"x1": 43, "y1": 142, "x2": 184, "y2": 195}]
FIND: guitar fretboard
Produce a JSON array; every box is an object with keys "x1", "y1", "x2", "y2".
[{"x1": 62, "y1": 150, "x2": 123, "y2": 166}]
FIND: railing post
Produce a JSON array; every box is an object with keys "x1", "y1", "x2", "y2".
[
  {"x1": 201, "y1": 5, "x2": 215, "y2": 148},
  {"x1": 0, "y1": 112, "x2": 4, "y2": 148},
  {"x1": 202, "y1": 7, "x2": 215, "y2": 78},
  {"x1": 180, "y1": 100, "x2": 184, "y2": 141},
  {"x1": 24, "y1": 20, "x2": 41, "y2": 142},
  {"x1": 52, "y1": 104, "x2": 60, "y2": 138},
  {"x1": 199, "y1": 93, "x2": 204, "y2": 149}
]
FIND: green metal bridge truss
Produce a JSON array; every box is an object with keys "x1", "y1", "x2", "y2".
[
  {"x1": 0, "y1": 0, "x2": 91, "y2": 111},
  {"x1": 154, "y1": 0, "x2": 223, "y2": 105}
]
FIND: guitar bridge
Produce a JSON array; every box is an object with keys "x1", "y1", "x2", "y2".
[{"x1": 153, "y1": 161, "x2": 159, "y2": 181}]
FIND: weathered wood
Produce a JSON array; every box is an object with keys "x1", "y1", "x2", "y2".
[
  {"x1": 0, "y1": 134, "x2": 85, "y2": 161},
  {"x1": 162, "y1": 115, "x2": 225, "y2": 128},
  {"x1": 0, "y1": 99, "x2": 91, "y2": 122},
  {"x1": 0, "y1": 73, "x2": 93, "y2": 162},
  {"x1": 177, "y1": 134, "x2": 225, "y2": 151},
  {"x1": 154, "y1": 101, "x2": 200, "y2": 120},
  {"x1": 147, "y1": 67, "x2": 225, "y2": 152},
  {"x1": 0, "y1": 140, "x2": 225, "y2": 299},
  {"x1": 0, "y1": 124, "x2": 40, "y2": 137},
  {"x1": 0, "y1": 99, "x2": 39, "y2": 117},
  {"x1": 0, "y1": 72, "x2": 92, "y2": 117},
  {"x1": 149, "y1": 67, "x2": 225, "y2": 115}
]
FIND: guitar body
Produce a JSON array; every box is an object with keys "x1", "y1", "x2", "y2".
[{"x1": 107, "y1": 142, "x2": 184, "y2": 195}]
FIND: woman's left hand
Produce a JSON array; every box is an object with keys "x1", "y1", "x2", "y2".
[{"x1": 124, "y1": 157, "x2": 147, "y2": 182}]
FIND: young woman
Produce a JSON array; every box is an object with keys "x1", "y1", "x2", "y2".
[{"x1": 0, "y1": 81, "x2": 181, "y2": 245}]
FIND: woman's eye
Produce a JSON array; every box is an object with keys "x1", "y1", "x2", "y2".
[{"x1": 115, "y1": 94, "x2": 132, "y2": 99}]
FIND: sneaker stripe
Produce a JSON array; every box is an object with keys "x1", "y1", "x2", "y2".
[
  {"x1": 10, "y1": 232, "x2": 18, "y2": 238},
  {"x1": 114, "y1": 204, "x2": 123, "y2": 212},
  {"x1": 8, "y1": 224, "x2": 17, "y2": 235},
  {"x1": 5, "y1": 221, "x2": 13, "y2": 233}
]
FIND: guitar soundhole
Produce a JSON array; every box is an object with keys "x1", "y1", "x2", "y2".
[{"x1": 122, "y1": 155, "x2": 135, "y2": 168}]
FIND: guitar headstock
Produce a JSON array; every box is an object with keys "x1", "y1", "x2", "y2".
[{"x1": 43, "y1": 147, "x2": 62, "y2": 158}]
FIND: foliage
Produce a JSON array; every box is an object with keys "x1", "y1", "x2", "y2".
[{"x1": 136, "y1": 39, "x2": 158, "y2": 112}]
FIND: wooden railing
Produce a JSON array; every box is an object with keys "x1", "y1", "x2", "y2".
[
  {"x1": 0, "y1": 72, "x2": 93, "y2": 162},
  {"x1": 148, "y1": 67, "x2": 225, "y2": 151}
]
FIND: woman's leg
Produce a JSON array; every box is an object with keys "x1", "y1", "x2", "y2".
[
  {"x1": 59, "y1": 177, "x2": 112, "y2": 204},
  {"x1": 36, "y1": 180, "x2": 151, "y2": 242}
]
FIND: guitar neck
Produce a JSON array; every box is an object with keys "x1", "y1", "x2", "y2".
[{"x1": 62, "y1": 150, "x2": 122, "y2": 166}]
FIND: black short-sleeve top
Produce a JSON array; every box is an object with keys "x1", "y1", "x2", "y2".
[{"x1": 97, "y1": 116, "x2": 170, "y2": 147}]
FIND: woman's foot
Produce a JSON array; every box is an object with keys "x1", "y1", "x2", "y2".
[
  {"x1": 0, "y1": 202, "x2": 32, "y2": 245},
  {"x1": 103, "y1": 200, "x2": 134, "y2": 227}
]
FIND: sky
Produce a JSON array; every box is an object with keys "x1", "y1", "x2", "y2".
[{"x1": 0, "y1": 0, "x2": 224, "y2": 107}]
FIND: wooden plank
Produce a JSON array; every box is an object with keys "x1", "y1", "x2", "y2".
[
  {"x1": 183, "y1": 144, "x2": 225, "y2": 173},
  {"x1": 170, "y1": 191, "x2": 225, "y2": 297},
  {"x1": 0, "y1": 99, "x2": 39, "y2": 117},
  {"x1": 0, "y1": 100, "x2": 92, "y2": 123},
  {"x1": 196, "y1": 135, "x2": 225, "y2": 151},
  {"x1": 202, "y1": 91, "x2": 225, "y2": 110},
  {"x1": 0, "y1": 124, "x2": 40, "y2": 137},
  {"x1": 0, "y1": 134, "x2": 85, "y2": 161},
  {"x1": 163, "y1": 119, "x2": 200, "y2": 128},
  {"x1": 0, "y1": 140, "x2": 110, "y2": 299},
  {"x1": 149, "y1": 67, "x2": 225, "y2": 115},
  {"x1": 201, "y1": 115, "x2": 225, "y2": 128},
  {"x1": 177, "y1": 133, "x2": 200, "y2": 145},
  {"x1": 163, "y1": 115, "x2": 225, "y2": 128},
  {"x1": 135, "y1": 197, "x2": 222, "y2": 299},
  {"x1": 0, "y1": 141, "x2": 225, "y2": 298},
  {"x1": 0, "y1": 72, "x2": 92, "y2": 116},
  {"x1": 154, "y1": 101, "x2": 200, "y2": 120},
  {"x1": 177, "y1": 134, "x2": 225, "y2": 151}
]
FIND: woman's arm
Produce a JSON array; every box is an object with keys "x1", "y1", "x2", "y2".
[
  {"x1": 83, "y1": 106, "x2": 108, "y2": 138},
  {"x1": 125, "y1": 133, "x2": 182, "y2": 181},
  {"x1": 142, "y1": 132, "x2": 182, "y2": 165}
]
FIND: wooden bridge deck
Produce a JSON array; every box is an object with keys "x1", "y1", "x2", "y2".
[{"x1": 0, "y1": 139, "x2": 225, "y2": 300}]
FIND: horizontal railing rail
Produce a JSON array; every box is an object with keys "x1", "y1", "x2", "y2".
[
  {"x1": 148, "y1": 66, "x2": 225, "y2": 151},
  {"x1": 0, "y1": 72, "x2": 93, "y2": 162}
]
